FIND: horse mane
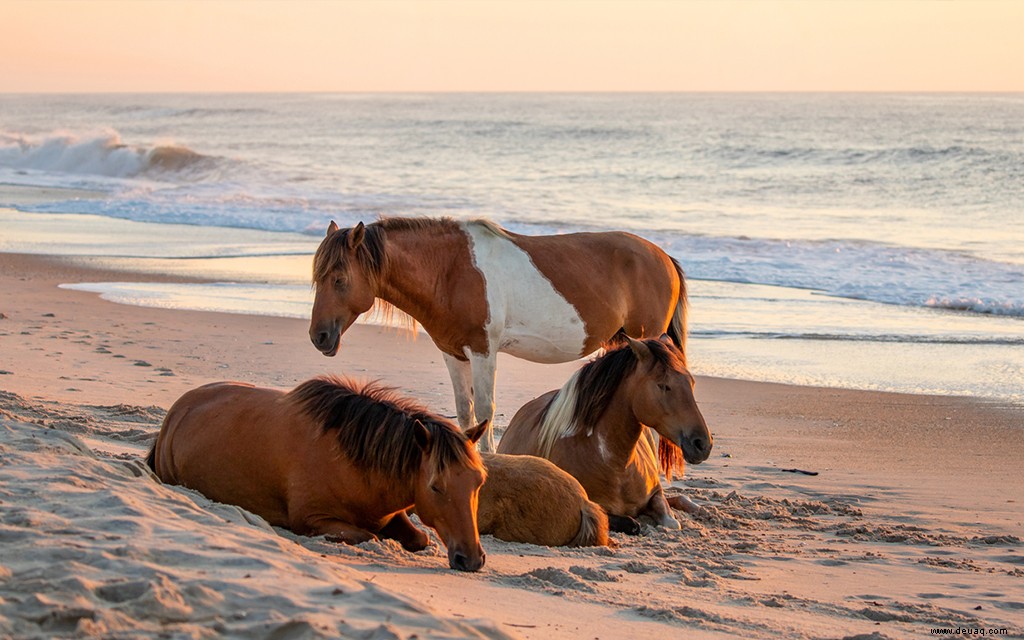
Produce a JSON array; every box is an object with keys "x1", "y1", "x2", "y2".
[
  {"x1": 312, "y1": 217, "x2": 464, "y2": 285},
  {"x1": 286, "y1": 375, "x2": 481, "y2": 483},
  {"x1": 534, "y1": 337, "x2": 687, "y2": 477},
  {"x1": 467, "y1": 218, "x2": 510, "y2": 238}
]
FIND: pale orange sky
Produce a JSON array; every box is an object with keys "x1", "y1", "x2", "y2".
[{"x1": 1, "y1": 0, "x2": 1022, "y2": 92}]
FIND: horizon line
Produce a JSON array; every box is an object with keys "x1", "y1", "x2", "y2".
[{"x1": 3, "y1": 89, "x2": 1024, "y2": 96}]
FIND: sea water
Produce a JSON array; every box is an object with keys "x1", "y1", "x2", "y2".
[{"x1": 1, "y1": 93, "x2": 1022, "y2": 402}]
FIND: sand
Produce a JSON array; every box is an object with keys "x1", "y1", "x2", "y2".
[{"x1": 1, "y1": 250, "x2": 1023, "y2": 639}]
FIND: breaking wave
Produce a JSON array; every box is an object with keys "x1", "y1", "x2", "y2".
[{"x1": 0, "y1": 130, "x2": 221, "y2": 180}]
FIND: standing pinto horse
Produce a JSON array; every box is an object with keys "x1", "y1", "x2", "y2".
[{"x1": 310, "y1": 218, "x2": 688, "y2": 453}]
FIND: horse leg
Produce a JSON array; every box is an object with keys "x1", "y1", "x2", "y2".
[
  {"x1": 378, "y1": 510, "x2": 430, "y2": 552},
  {"x1": 643, "y1": 486, "x2": 681, "y2": 530},
  {"x1": 443, "y1": 353, "x2": 475, "y2": 431},
  {"x1": 666, "y1": 493, "x2": 703, "y2": 515},
  {"x1": 467, "y1": 349, "x2": 498, "y2": 453},
  {"x1": 305, "y1": 518, "x2": 378, "y2": 546}
]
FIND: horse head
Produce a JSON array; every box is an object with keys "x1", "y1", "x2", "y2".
[
  {"x1": 310, "y1": 221, "x2": 377, "y2": 356},
  {"x1": 625, "y1": 335, "x2": 712, "y2": 464},
  {"x1": 412, "y1": 419, "x2": 488, "y2": 572}
]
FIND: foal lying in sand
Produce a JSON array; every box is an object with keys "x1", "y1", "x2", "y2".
[
  {"x1": 147, "y1": 376, "x2": 488, "y2": 572},
  {"x1": 478, "y1": 453, "x2": 609, "y2": 547}
]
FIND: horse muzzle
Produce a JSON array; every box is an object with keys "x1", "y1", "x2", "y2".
[
  {"x1": 680, "y1": 432, "x2": 712, "y2": 464},
  {"x1": 310, "y1": 326, "x2": 340, "y2": 356},
  {"x1": 448, "y1": 547, "x2": 485, "y2": 572}
]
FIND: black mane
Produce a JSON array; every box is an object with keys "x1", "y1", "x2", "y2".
[{"x1": 286, "y1": 375, "x2": 478, "y2": 480}]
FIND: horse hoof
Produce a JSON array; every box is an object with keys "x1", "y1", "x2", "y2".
[
  {"x1": 608, "y1": 514, "x2": 643, "y2": 535},
  {"x1": 660, "y1": 515, "x2": 681, "y2": 530}
]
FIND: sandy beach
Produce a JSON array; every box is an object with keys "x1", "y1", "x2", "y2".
[{"x1": 1, "y1": 249, "x2": 1022, "y2": 639}]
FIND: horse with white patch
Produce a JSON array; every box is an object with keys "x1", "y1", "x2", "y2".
[{"x1": 309, "y1": 217, "x2": 690, "y2": 453}]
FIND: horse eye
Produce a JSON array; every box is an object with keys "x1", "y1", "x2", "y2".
[
  {"x1": 333, "y1": 277, "x2": 347, "y2": 289},
  {"x1": 430, "y1": 484, "x2": 443, "y2": 494},
  {"x1": 658, "y1": 383, "x2": 671, "y2": 392}
]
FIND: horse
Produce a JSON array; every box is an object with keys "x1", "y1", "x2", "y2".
[
  {"x1": 477, "y1": 452, "x2": 609, "y2": 547},
  {"x1": 146, "y1": 376, "x2": 489, "y2": 572},
  {"x1": 497, "y1": 335, "x2": 711, "y2": 534},
  {"x1": 309, "y1": 217, "x2": 689, "y2": 454}
]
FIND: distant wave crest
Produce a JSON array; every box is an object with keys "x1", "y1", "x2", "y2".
[{"x1": 0, "y1": 130, "x2": 219, "y2": 180}]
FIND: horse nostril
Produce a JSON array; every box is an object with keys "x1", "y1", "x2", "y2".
[
  {"x1": 451, "y1": 552, "x2": 469, "y2": 571},
  {"x1": 692, "y1": 437, "x2": 706, "y2": 453},
  {"x1": 315, "y1": 331, "x2": 329, "y2": 347}
]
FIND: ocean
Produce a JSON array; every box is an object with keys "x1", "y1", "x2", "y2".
[{"x1": 1, "y1": 93, "x2": 1022, "y2": 402}]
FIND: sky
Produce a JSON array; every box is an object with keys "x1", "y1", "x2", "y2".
[{"x1": 1, "y1": 0, "x2": 1022, "y2": 93}]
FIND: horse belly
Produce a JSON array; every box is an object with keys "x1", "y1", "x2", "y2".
[
  {"x1": 155, "y1": 386, "x2": 294, "y2": 526},
  {"x1": 499, "y1": 319, "x2": 587, "y2": 363}
]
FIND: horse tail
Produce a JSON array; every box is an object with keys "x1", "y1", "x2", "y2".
[
  {"x1": 666, "y1": 257, "x2": 688, "y2": 353},
  {"x1": 659, "y1": 258, "x2": 689, "y2": 480},
  {"x1": 144, "y1": 442, "x2": 157, "y2": 472},
  {"x1": 570, "y1": 500, "x2": 610, "y2": 547}
]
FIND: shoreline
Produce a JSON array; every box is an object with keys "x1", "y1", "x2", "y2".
[
  {"x1": 3, "y1": 251, "x2": 1024, "y2": 637},
  {"x1": 3, "y1": 190, "x2": 1022, "y2": 405}
]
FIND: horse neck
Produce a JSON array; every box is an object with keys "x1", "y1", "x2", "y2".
[
  {"x1": 365, "y1": 457, "x2": 419, "y2": 507},
  {"x1": 374, "y1": 225, "x2": 464, "y2": 324},
  {"x1": 590, "y1": 376, "x2": 646, "y2": 468}
]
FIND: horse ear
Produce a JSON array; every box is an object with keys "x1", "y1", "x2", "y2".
[
  {"x1": 327, "y1": 220, "x2": 339, "y2": 236},
  {"x1": 627, "y1": 336, "x2": 651, "y2": 362},
  {"x1": 658, "y1": 333, "x2": 673, "y2": 346},
  {"x1": 347, "y1": 222, "x2": 366, "y2": 250},
  {"x1": 465, "y1": 419, "x2": 489, "y2": 444},
  {"x1": 413, "y1": 420, "x2": 432, "y2": 453}
]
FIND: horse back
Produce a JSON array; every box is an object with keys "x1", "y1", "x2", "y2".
[
  {"x1": 478, "y1": 452, "x2": 605, "y2": 547},
  {"x1": 150, "y1": 382, "x2": 304, "y2": 525},
  {"x1": 495, "y1": 390, "x2": 558, "y2": 457},
  {"x1": 509, "y1": 230, "x2": 681, "y2": 352}
]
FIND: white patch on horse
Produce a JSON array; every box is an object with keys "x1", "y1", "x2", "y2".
[{"x1": 462, "y1": 221, "x2": 587, "y2": 363}]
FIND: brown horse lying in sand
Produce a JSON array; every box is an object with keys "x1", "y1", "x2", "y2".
[
  {"x1": 146, "y1": 376, "x2": 488, "y2": 572},
  {"x1": 498, "y1": 335, "x2": 711, "y2": 534},
  {"x1": 478, "y1": 453, "x2": 608, "y2": 547}
]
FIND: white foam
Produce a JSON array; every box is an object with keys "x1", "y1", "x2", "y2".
[{"x1": 0, "y1": 129, "x2": 223, "y2": 190}]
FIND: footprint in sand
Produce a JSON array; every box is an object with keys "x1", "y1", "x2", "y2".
[
  {"x1": 618, "y1": 560, "x2": 658, "y2": 574},
  {"x1": 516, "y1": 567, "x2": 595, "y2": 593}
]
